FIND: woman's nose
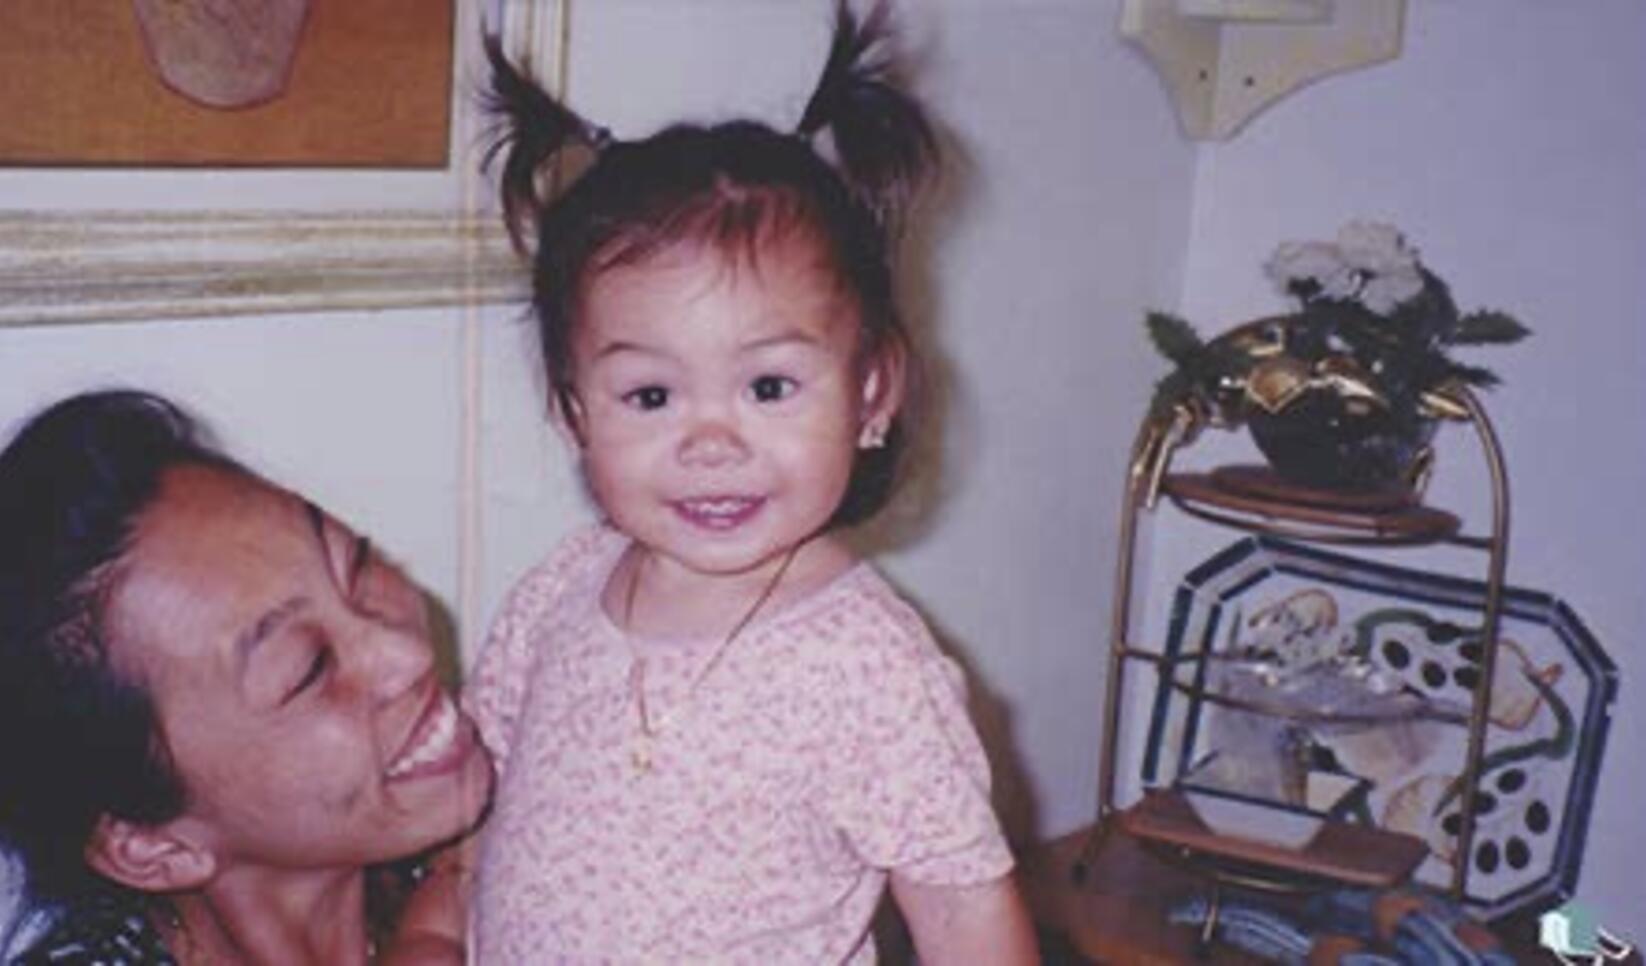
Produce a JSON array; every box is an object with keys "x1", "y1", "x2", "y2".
[
  {"x1": 362, "y1": 617, "x2": 435, "y2": 702},
  {"x1": 677, "y1": 414, "x2": 750, "y2": 468}
]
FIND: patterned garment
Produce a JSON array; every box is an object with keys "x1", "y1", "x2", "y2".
[
  {"x1": 11, "y1": 893, "x2": 175, "y2": 966},
  {"x1": 468, "y1": 525, "x2": 1014, "y2": 964}
]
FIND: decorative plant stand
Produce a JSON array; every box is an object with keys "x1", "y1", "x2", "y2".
[{"x1": 1073, "y1": 386, "x2": 1617, "y2": 924}]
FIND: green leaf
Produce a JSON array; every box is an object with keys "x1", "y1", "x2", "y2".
[
  {"x1": 1447, "y1": 310, "x2": 1530, "y2": 345},
  {"x1": 1147, "y1": 370, "x2": 1195, "y2": 422},
  {"x1": 1144, "y1": 311, "x2": 1205, "y2": 366},
  {"x1": 1444, "y1": 362, "x2": 1502, "y2": 388}
]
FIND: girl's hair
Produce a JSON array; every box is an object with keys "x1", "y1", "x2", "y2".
[
  {"x1": 0, "y1": 390, "x2": 244, "y2": 906},
  {"x1": 484, "y1": 1, "x2": 937, "y2": 526}
]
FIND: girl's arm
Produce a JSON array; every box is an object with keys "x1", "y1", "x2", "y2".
[
  {"x1": 890, "y1": 871, "x2": 1039, "y2": 966},
  {"x1": 378, "y1": 840, "x2": 475, "y2": 966}
]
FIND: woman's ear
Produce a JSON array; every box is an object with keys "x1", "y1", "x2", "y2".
[
  {"x1": 858, "y1": 342, "x2": 907, "y2": 450},
  {"x1": 85, "y1": 814, "x2": 217, "y2": 893}
]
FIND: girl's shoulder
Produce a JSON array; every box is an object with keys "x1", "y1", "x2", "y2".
[
  {"x1": 494, "y1": 522, "x2": 627, "y2": 622},
  {"x1": 765, "y1": 564, "x2": 974, "y2": 721},
  {"x1": 773, "y1": 559, "x2": 940, "y2": 663}
]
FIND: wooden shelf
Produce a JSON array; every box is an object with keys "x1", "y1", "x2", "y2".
[
  {"x1": 1163, "y1": 466, "x2": 1461, "y2": 544},
  {"x1": 1119, "y1": 788, "x2": 1428, "y2": 890}
]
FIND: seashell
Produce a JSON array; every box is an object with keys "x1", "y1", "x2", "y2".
[
  {"x1": 1318, "y1": 715, "x2": 1443, "y2": 789},
  {"x1": 1487, "y1": 638, "x2": 1562, "y2": 732},
  {"x1": 130, "y1": 0, "x2": 312, "y2": 109},
  {"x1": 1383, "y1": 772, "x2": 1456, "y2": 861},
  {"x1": 1248, "y1": 589, "x2": 1338, "y2": 639}
]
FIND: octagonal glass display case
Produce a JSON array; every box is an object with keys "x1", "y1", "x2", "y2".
[{"x1": 1139, "y1": 535, "x2": 1617, "y2": 920}]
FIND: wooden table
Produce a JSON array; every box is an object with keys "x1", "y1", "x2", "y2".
[
  {"x1": 1019, "y1": 817, "x2": 1617, "y2": 964},
  {"x1": 1021, "y1": 821, "x2": 1268, "y2": 964}
]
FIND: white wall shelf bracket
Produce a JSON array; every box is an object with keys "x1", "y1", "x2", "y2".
[{"x1": 1121, "y1": 0, "x2": 1406, "y2": 141}]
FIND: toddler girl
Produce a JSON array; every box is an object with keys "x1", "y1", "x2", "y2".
[{"x1": 467, "y1": 5, "x2": 1037, "y2": 962}]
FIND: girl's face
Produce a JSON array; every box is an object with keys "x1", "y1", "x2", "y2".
[
  {"x1": 108, "y1": 465, "x2": 492, "y2": 876},
  {"x1": 569, "y1": 230, "x2": 899, "y2": 585}
]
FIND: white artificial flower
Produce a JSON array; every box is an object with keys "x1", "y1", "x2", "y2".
[
  {"x1": 1359, "y1": 266, "x2": 1426, "y2": 315},
  {"x1": 1264, "y1": 240, "x2": 1358, "y2": 300},
  {"x1": 1336, "y1": 220, "x2": 1420, "y2": 277}
]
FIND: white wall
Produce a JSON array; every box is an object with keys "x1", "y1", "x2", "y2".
[
  {"x1": 0, "y1": 0, "x2": 1192, "y2": 865},
  {"x1": 1162, "y1": 0, "x2": 1646, "y2": 932}
]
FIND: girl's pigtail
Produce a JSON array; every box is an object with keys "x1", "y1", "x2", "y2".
[
  {"x1": 795, "y1": 1, "x2": 937, "y2": 232},
  {"x1": 481, "y1": 35, "x2": 608, "y2": 253}
]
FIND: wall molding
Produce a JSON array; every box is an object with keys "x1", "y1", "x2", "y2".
[{"x1": 0, "y1": 208, "x2": 528, "y2": 328}]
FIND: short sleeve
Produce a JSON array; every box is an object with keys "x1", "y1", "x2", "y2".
[
  {"x1": 463, "y1": 576, "x2": 542, "y2": 775},
  {"x1": 818, "y1": 600, "x2": 1014, "y2": 886},
  {"x1": 464, "y1": 525, "x2": 616, "y2": 775}
]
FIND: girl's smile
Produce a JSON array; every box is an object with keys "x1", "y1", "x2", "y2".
[{"x1": 671, "y1": 494, "x2": 767, "y2": 531}]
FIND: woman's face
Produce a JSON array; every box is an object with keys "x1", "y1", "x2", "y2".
[{"x1": 107, "y1": 465, "x2": 491, "y2": 874}]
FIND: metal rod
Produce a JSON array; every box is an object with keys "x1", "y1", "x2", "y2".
[
  {"x1": 1075, "y1": 419, "x2": 1157, "y2": 880},
  {"x1": 1449, "y1": 388, "x2": 1511, "y2": 899}
]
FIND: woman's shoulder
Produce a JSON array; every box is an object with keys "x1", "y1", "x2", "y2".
[{"x1": 11, "y1": 893, "x2": 175, "y2": 966}]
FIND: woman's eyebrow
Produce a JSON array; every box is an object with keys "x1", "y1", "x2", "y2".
[
  {"x1": 226, "y1": 494, "x2": 330, "y2": 667},
  {"x1": 349, "y1": 535, "x2": 371, "y2": 585},
  {"x1": 235, "y1": 596, "x2": 308, "y2": 668},
  {"x1": 303, "y1": 498, "x2": 326, "y2": 541}
]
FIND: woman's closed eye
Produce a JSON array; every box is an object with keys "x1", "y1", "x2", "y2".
[
  {"x1": 282, "y1": 642, "x2": 333, "y2": 705},
  {"x1": 621, "y1": 385, "x2": 671, "y2": 411},
  {"x1": 749, "y1": 374, "x2": 798, "y2": 403}
]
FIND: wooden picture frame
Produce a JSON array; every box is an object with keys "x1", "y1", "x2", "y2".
[
  {"x1": 0, "y1": 0, "x2": 454, "y2": 166},
  {"x1": 0, "y1": 0, "x2": 565, "y2": 328}
]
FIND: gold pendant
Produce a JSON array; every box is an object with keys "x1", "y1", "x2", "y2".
[{"x1": 631, "y1": 739, "x2": 652, "y2": 775}]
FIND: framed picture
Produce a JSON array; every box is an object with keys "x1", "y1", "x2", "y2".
[
  {"x1": 0, "y1": 0, "x2": 566, "y2": 327},
  {"x1": 0, "y1": 0, "x2": 454, "y2": 166}
]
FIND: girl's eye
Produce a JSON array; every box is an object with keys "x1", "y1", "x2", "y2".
[
  {"x1": 283, "y1": 646, "x2": 332, "y2": 704},
  {"x1": 750, "y1": 375, "x2": 797, "y2": 403},
  {"x1": 622, "y1": 386, "x2": 670, "y2": 411}
]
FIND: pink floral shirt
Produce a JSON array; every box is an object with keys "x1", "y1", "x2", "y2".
[{"x1": 466, "y1": 526, "x2": 1013, "y2": 963}]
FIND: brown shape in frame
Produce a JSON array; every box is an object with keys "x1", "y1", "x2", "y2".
[{"x1": 0, "y1": 0, "x2": 454, "y2": 167}]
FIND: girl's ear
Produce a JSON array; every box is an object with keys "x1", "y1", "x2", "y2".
[
  {"x1": 858, "y1": 342, "x2": 907, "y2": 450},
  {"x1": 550, "y1": 391, "x2": 589, "y2": 449},
  {"x1": 85, "y1": 814, "x2": 217, "y2": 893}
]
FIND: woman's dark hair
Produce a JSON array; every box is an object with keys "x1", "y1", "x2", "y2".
[
  {"x1": 0, "y1": 390, "x2": 245, "y2": 907},
  {"x1": 484, "y1": 1, "x2": 936, "y2": 526}
]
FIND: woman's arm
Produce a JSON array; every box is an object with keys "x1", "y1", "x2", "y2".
[{"x1": 891, "y1": 871, "x2": 1039, "y2": 966}]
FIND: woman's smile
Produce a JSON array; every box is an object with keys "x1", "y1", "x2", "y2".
[{"x1": 385, "y1": 690, "x2": 477, "y2": 783}]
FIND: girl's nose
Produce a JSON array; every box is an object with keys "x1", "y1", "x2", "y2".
[{"x1": 678, "y1": 416, "x2": 750, "y2": 468}]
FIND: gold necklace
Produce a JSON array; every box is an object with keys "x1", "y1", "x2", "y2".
[{"x1": 623, "y1": 543, "x2": 802, "y2": 775}]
